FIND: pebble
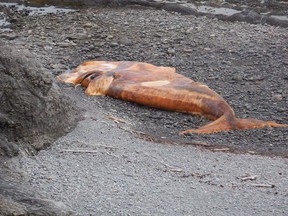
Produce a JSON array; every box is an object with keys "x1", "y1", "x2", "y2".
[
  {"x1": 167, "y1": 48, "x2": 176, "y2": 55},
  {"x1": 44, "y1": 45, "x2": 53, "y2": 50},
  {"x1": 106, "y1": 35, "x2": 114, "y2": 39},
  {"x1": 154, "y1": 33, "x2": 162, "y2": 38},
  {"x1": 232, "y1": 74, "x2": 243, "y2": 81},
  {"x1": 110, "y1": 42, "x2": 119, "y2": 47},
  {"x1": 272, "y1": 94, "x2": 283, "y2": 101},
  {"x1": 57, "y1": 42, "x2": 71, "y2": 48},
  {"x1": 0, "y1": 32, "x2": 18, "y2": 40},
  {"x1": 185, "y1": 27, "x2": 194, "y2": 34},
  {"x1": 83, "y1": 22, "x2": 93, "y2": 28},
  {"x1": 183, "y1": 48, "x2": 192, "y2": 53}
]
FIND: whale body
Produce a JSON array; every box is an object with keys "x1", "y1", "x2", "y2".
[{"x1": 58, "y1": 61, "x2": 287, "y2": 134}]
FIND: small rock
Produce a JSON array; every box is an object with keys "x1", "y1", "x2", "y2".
[
  {"x1": 246, "y1": 75, "x2": 265, "y2": 81},
  {"x1": 272, "y1": 94, "x2": 283, "y2": 101},
  {"x1": 167, "y1": 48, "x2": 176, "y2": 55},
  {"x1": 110, "y1": 42, "x2": 118, "y2": 47},
  {"x1": 57, "y1": 42, "x2": 71, "y2": 48},
  {"x1": 44, "y1": 45, "x2": 53, "y2": 51},
  {"x1": 93, "y1": 53, "x2": 102, "y2": 58},
  {"x1": 10, "y1": 17, "x2": 18, "y2": 23},
  {"x1": 106, "y1": 35, "x2": 114, "y2": 40},
  {"x1": 84, "y1": 22, "x2": 93, "y2": 28},
  {"x1": 0, "y1": 33, "x2": 18, "y2": 40},
  {"x1": 281, "y1": 89, "x2": 288, "y2": 98},
  {"x1": 232, "y1": 74, "x2": 243, "y2": 81},
  {"x1": 185, "y1": 27, "x2": 194, "y2": 34},
  {"x1": 154, "y1": 33, "x2": 162, "y2": 38},
  {"x1": 121, "y1": 40, "x2": 133, "y2": 46},
  {"x1": 183, "y1": 48, "x2": 193, "y2": 53}
]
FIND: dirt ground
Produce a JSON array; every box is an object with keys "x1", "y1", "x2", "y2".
[{"x1": 1, "y1": 3, "x2": 288, "y2": 215}]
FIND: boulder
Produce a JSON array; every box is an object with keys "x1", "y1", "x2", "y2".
[
  {"x1": 0, "y1": 40, "x2": 80, "y2": 154},
  {"x1": 0, "y1": 40, "x2": 80, "y2": 215}
]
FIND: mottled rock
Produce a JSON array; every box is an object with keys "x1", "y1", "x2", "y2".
[
  {"x1": 0, "y1": 32, "x2": 18, "y2": 40},
  {"x1": 110, "y1": 41, "x2": 119, "y2": 47},
  {"x1": 83, "y1": 22, "x2": 93, "y2": 27},
  {"x1": 167, "y1": 48, "x2": 176, "y2": 55},
  {"x1": 0, "y1": 40, "x2": 80, "y2": 153},
  {"x1": 272, "y1": 94, "x2": 283, "y2": 101},
  {"x1": 0, "y1": 40, "x2": 79, "y2": 215},
  {"x1": 0, "y1": 179, "x2": 74, "y2": 216},
  {"x1": 0, "y1": 139, "x2": 19, "y2": 157}
]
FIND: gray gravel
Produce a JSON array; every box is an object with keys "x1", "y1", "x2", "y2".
[
  {"x1": 9, "y1": 89, "x2": 288, "y2": 215},
  {"x1": 2, "y1": 4, "x2": 288, "y2": 215}
]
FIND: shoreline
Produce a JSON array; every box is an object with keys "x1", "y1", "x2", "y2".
[{"x1": 1, "y1": 0, "x2": 288, "y2": 31}]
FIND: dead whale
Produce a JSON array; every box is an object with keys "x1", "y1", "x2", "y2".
[{"x1": 58, "y1": 61, "x2": 287, "y2": 134}]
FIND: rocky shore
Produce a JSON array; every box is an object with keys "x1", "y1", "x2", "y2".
[
  {"x1": 0, "y1": 1, "x2": 287, "y2": 215},
  {"x1": 0, "y1": 41, "x2": 80, "y2": 215},
  {"x1": 1, "y1": 0, "x2": 288, "y2": 30},
  {"x1": 2, "y1": 3, "x2": 287, "y2": 156}
]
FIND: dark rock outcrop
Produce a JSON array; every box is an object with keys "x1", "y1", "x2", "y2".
[
  {"x1": 0, "y1": 40, "x2": 80, "y2": 215},
  {"x1": 0, "y1": 40, "x2": 80, "y2": 154}
]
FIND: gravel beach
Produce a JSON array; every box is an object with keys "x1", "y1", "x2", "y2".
[{"x1": 1, "y1": 3, "x2": 288, "y2": 215}]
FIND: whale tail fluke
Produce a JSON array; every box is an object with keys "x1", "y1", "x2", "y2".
[{"x1": 179, "y1": 116, "x2": 288, "y2": 134}]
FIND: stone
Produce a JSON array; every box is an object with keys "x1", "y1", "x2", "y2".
[
  {"x1": 57, "y1": 42, "x2": 72, "y2": 47},
  {"x1": 83, "y1": 22, "x2": 93, "y2": 27},
  {"x1": 185, "y1": 27, "x2": 194, "y2": 34},
  {"x1": 0, "y1": 32, "x2": 18, "y2": 40},
  {"x1": 272, "y1": 94, "x2": 283, "y2": 101},
  {"x1": 0, "y1": 40, "x2": 80, "y2": 153},
  {"x1": 167, "y1": 48, "x2": 176, "y2": 55},
  {"x1": 110, "y1": 41, "x2": 119, "y2": 47},
  {"x1": 0, "y1": 40, "x2": 79, "y2": 215},
  {"x1": 232, "y1": 74, "x2": 243, "y2": 81},
  {"x1": 67, "y1": 32, "x2": 87, "y2": 40}
]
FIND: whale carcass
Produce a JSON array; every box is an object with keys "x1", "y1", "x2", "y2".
[{"x1": 58, "y1": 61, "x2": 287, "y2": 134}]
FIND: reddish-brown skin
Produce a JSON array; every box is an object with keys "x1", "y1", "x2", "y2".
[{"x1": 58, "y1": 61, "x2": 288, "y2": 134}]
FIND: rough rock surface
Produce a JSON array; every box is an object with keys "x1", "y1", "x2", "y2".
[
  {"x1": 0, "y1": 41, "x2": 80, "y2": 215},
  {"x1": 0, "y1": 40, "x2": 80, "y2": 153},
  {"x1": 0, "y1": 178, "x2": 73, "y2": 216}
]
